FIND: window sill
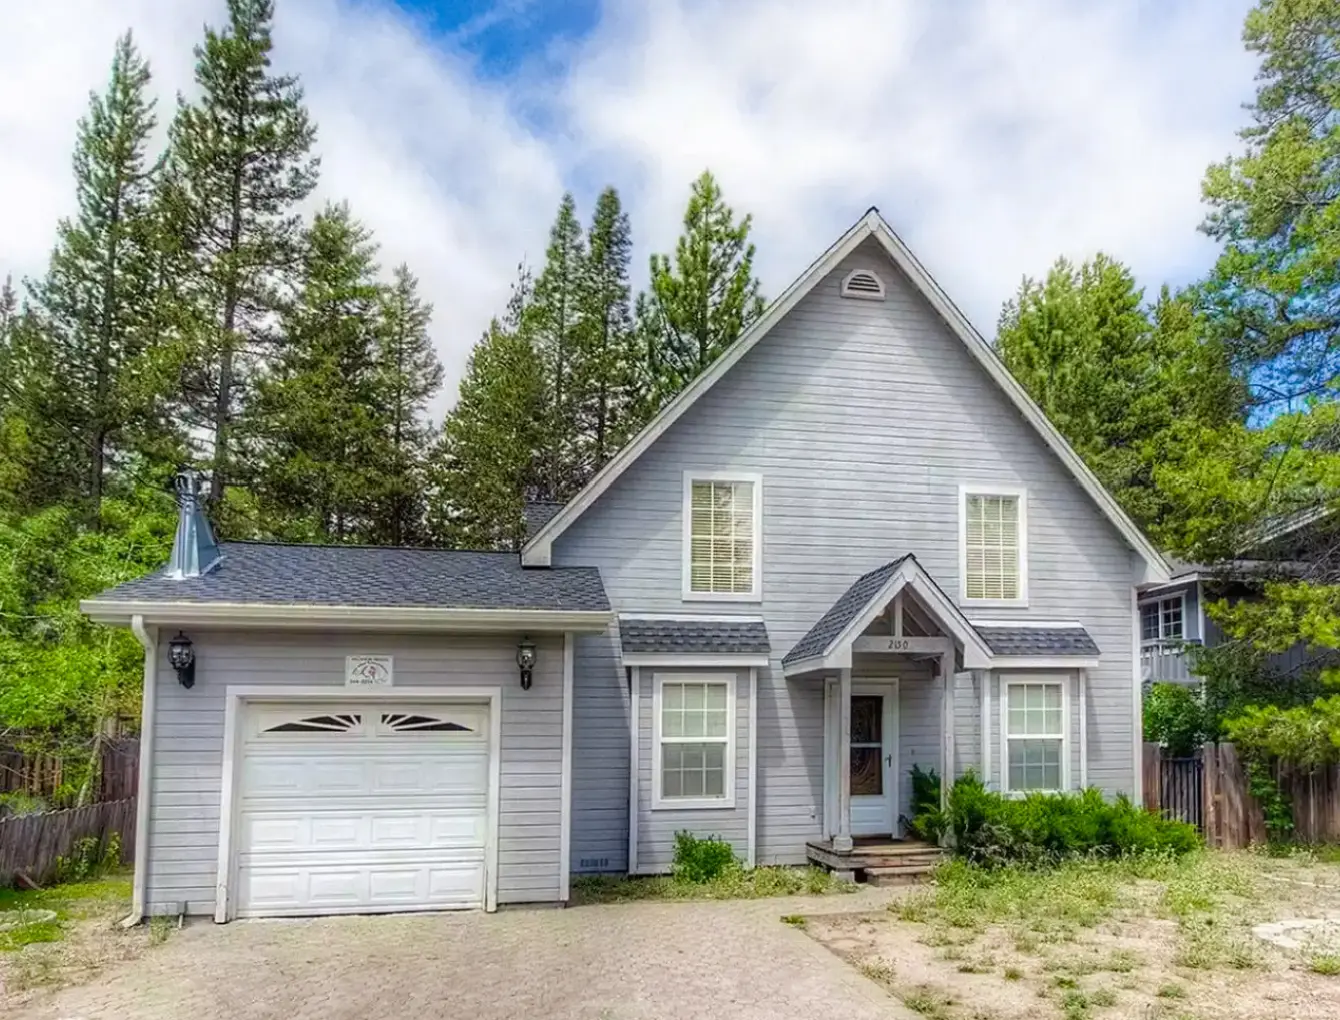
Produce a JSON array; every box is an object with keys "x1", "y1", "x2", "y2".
[
  {"x1": 650, "y1": 796, "x2": 737, "y2": 811},
  {"x1": 681, "y1": 590, "x2": 762, "y2": 603},
  {"x1": 961, "y1": 597, "x2": 1028, "y2": 609}
]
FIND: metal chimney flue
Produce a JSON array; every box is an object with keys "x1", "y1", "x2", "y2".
[{"x1": 167, "y1": 469, "x2": 221, "y2": 580}]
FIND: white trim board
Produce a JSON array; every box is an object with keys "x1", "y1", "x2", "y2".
[
  {"x1": 522, "y1": 209, "x2": 1168, "y2": 585},
  {"x1": 621, "y1": 652, "x2": 770, "y2": 668},
  {"x1": 213, "y1": 685, "x2": 504, "y2": 921},
  {"x1": 650, "y1": 672, "x2": 738, "y2": 811},
  {"x1": 559, "y1": 632, "x2": 575, "y2": 903}
]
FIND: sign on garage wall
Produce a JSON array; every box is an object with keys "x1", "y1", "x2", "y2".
[{"x1": 345, "y1": 655, "x2": 393, "y2": 687}]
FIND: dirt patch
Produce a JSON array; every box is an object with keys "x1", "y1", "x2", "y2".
[
  {"x1": 0, "y1": 876, "x2": 165, "y2": 1012},
  {"x1": 803, "y1": 853, "x2": 1340, "y2": 1020}
]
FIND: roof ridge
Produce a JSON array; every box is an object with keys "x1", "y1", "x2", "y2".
[{"x1": 220, "y1": 540, "x2": 522, "y2": 556}]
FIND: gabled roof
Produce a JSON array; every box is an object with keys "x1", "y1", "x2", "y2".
[
  {"x1": 522, "y1": 209, "x2": 1168, "y2": 584},
  {"x1": 782, "y1": 555, "x2": 995, "y2": 675}
]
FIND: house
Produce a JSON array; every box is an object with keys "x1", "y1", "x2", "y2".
[
  {"x1": 82, "y1": 209, "x2": 1169, "y2": 923},
  {"x1": 1139, "y1": 509, "x2": 1332, "y2": 686}
]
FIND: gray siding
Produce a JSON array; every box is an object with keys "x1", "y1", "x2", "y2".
[
  {"x1": 571, "y1": 624, "x2": 630, "y2": 873},
  {"x1": 634, "y1": 667, "x2": 752, "y2": 873},
  {"x1": 556, "y1": 236, "x2": 1140, "y2": 866},
  {"x1": 146, "y1": 629, "x2": 564, "y2": 916}
]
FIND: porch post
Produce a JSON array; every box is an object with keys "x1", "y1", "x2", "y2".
[
  {"x1": 939, "y1": 651, "x2": 954, "y2": 809},
  {"x1": 835, "y1": 667, "x2": 853, "y2": 853}
]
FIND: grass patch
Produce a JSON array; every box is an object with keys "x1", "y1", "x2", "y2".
[
  {"x1": 570, "y1": 865, "x2": 851, "y2": 905},
  {"x1": 859, "y1": 958, "x2": 895, "y2": 983},
  {"x1": 1157, "y1": 983, "x2": 1187, "y2": 999},
  {"x1": 1308, "y1": 953, "x2": 1340, "y2": 975},
  {"x1": 900, "y1": 986, "x2": 954, "y2": 1018},
  {"x1": 0, "y1": 873, "x2": 131, "y2": 952},
  {"x1": 1003, "y1": 965, "x2": 1024, "y2": 980}
]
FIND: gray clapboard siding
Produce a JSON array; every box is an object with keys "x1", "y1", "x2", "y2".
[
  {"x1": 571, "y1": 624, "x2": 630, "y2": 873},
  {"x1": 145, "y1": 630, "x2": 564, "y2": 916},
  {"x1": 555, "y1": 236, "x2": 1138, "y2": 866},
  {"x1": 634, "y1": 667, "x2": 751, "y2": 873}
]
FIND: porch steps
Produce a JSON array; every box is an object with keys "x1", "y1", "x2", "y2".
[
  {"x1": 863, "y1": 860, "x2": 944, "y2": 886},
  {"x1": 805, "y1": 838, "x2": 948, "y2": 885}
]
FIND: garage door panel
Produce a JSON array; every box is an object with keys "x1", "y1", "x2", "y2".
[{"x1": 234, "y1": 699, "x2": 491, "y2": 917}]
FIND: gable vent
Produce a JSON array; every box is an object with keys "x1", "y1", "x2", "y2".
[{"x1": 841, "y1": 269, "x2": 885, "y2": 300}]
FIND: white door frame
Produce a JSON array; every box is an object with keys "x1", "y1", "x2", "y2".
[
  {"x1": 214, "y1": 685, "x2": 504, "y2": 922},
  {"x1": 850, "y1": 681, "x2": 899, "y2": 836},
  {"x1": 824, "y1": 678, "x2": 900, "y2": 840}
]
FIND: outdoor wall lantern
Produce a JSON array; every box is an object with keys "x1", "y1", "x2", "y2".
[
  {"x1": 168, "y1": 631, "x2": 196, "y2": 689},
  {"x1": 516, "y1": 636, "x2": 537, "y2": 690}
]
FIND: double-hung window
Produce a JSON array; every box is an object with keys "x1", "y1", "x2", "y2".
[
  {"x1": 683, "y1": 472, "x2": 762, "y2": 600},
  {"x1": 1003, "y1": 680, "x2": 1067, "y2": 793},
  {"x1": 960, "y1": 487, "x2": 1027, "y2": 605},
  {"x1": 653, "y1": 675, "x2": 735, "y2": 808},
  {"x1": 1140, "y1": 596, "x2": 1184, "y2": 643}
]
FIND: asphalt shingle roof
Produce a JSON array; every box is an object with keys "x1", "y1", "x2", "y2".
[
  {"x1": 782, "y1": 556, "x2": 913, "y2": 665},
  {"x1": 523, "y1": 501, "x2": 566, "y2": 539},
  {"x1": 94, "y1": 541, "x2": 610, "y2": 612},
  {"x1": 977, "y1": 626, "x2": 1099, "y2": 657},
  {"x1": 620, "y1": 618, "x2": 770, "y2": 656}
]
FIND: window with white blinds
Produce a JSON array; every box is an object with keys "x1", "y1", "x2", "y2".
[
  {"x1": 683, "y1": 475, "x2": 760, "y2": 599},
  {"x1": 961, "y1": 489, "x2": 1027, "y2": 604}
]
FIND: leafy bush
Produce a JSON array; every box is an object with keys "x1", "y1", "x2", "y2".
[
  {"x1": 935, "y1": 773, "x2": 1200, "y2": 866},
  {"x1": 53, "y1": 832, "x2": 123, "y2": 884},
  {"x1": 902, "y1": 763, "x2": 941, "y2": 840},
  {"x1": 671, "y1": 831, "x2": 737, "y2": 883},
  {"x1": 1143, "y1": 683, "x2": 1208, "y2": 756}
]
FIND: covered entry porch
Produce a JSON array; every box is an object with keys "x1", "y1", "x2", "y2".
[{"x1": 781, "y1": 555, "x2": 994, "y2": 874}]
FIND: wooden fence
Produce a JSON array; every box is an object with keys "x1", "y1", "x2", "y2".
[
  {"x1": 0, "y1": 798, "x2": 136, "y2": 887},
  {"x1": 0, "y1": 739, "x2": 139, "y2": 805},
  {"x1": 1145, "y1": 742, "x2": 1340, "y2": 848}
]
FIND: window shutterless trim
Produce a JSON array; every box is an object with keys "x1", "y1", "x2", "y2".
[
  {"x1": 651, "y1": 672, "x2": 737, "y2": 810},
  {"x1": 999, "y1": 675, "x2": 1070, "y2": 795},
  {"x1": 959, "y1": 484, "x2": 1029, "y2": 607},
  {"x1": 681, "y1": 471, "x2": 763, "y2": 602}
]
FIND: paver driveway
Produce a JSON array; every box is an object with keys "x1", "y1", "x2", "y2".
[{"x1": 12, "y1": 890, "x2": 915, "y2": 1020}]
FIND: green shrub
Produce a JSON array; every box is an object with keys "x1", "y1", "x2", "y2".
[
  {"x1": 902, "y1": 764, "x2": 942, "y2": 840},
  {"x1": 671, "y1": 831, "x2": 737, "y2": 883},
  {"x1": 937, "y1": 774, "x2": 1200, "y2": 866},
  {"x1": 1144, "y1": 683, "x2": 1208, "y2": 756}
]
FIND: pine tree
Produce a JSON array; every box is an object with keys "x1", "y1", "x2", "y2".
[
  {"x1": 572, "y1": 186, "x2": 637, "y2": 476},
  {"x1": 22, "y1": 32, "x2": 165, "y2": 522},
  {"x1": 430, "y1": 268, "x2": 545, "y2": 549},
  {"x1": 248, "y1": 204, "x2": 384, "y2": 542},
  {"x1": 636, "y1": 171, "x2": 764, "y2": 415},
  {"x1": 0, "y1": 276, "x2": 15, "y2": 410},
  {"x1": 531, "y1": 193, "x2": 586, "y2": 501},
  {"x1": 369, "y1": 265, "x2": 442, "y2": 546},
  {"x1": 163, "y1": 0, "x2": 319, "y2": 514}
]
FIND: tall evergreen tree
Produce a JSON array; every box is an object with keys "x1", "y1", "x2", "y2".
[
  {"x1": 248, "y1": 204, "x2": 384, "y2": 542},
  {"x1": 572, "y1": 186, "x2": 637, "y2": 476},
  {"x1": 636, "y1": 170, "x2": 764, "y2": 415},
  {"x1": 163, "y1": 0, "x2": 319, "y2": 514},
  {"x1": 22, "y1": 32, "x2": 165, "y2": 521},
  {"x1": 0, "y1": 276, "x2": 15, "y2": 412},
  {"x1": 531, "y1": 193, "x2": 586, "y2": 501},
  {"x1": 995, "y1": 255, "x2": 1241, "y2": 533},
  {"x1": 370, "y1": 265, "x2": 442, "y2": 545},
  {"x1": 430, "y1": 268, "x2": 545, "y2": 549}
]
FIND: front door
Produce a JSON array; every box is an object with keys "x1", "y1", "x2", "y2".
[{"x1": 849, "y1": 683, "x2": 898, "y2": 836}]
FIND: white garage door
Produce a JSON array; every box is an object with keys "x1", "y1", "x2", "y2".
[{"x1": 234, "y1": 700, "x2": 490, "y2": 917}]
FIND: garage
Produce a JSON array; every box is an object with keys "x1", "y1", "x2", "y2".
[{"x1": 231, "y1": 699, "x2": 493, "y2": 917}]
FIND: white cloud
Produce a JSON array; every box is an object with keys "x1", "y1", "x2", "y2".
[{"x1": 0, "y1": 0, "x2": 1259, "y2": 414}]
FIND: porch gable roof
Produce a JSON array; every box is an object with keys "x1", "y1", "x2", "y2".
[{"x1": 781, "y1": 554, "x2": 994, "y2": 674}]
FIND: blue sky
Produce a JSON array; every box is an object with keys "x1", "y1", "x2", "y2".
[{"x1": 2, "y1": 0, "x2": 1261, "y2": 412}]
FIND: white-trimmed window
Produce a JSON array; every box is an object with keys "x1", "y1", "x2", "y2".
[
  {"x1": 960, "y1": 486, "x2": 1028, "y2": 605},
  {"x1": 1003, "y1": 679, "x2": 1067, "y2": 793},
  {"x1": 1140, "y1": 595, "x2": 1184, "y2": 643},
  {"x1": 682, "y1": 472, "x2": 762, "y2": 601},
  {"x1": 653, "y1": 674, "x2": 736, "y2": 808}
]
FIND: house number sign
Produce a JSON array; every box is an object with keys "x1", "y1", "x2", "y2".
[
  {"x1": 346, "y1": 655, "x2": 393, "y2": 687},
  {"x1": 882, "y1": 638, "x2": 912, "y2": 652}
]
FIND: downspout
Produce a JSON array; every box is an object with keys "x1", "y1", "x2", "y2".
[{"x1": 124, "y1": 615, "x2": 156, "y2": 927}]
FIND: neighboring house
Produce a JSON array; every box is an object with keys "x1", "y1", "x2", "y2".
[
  {"x1": 82, "y1": 209, "x2": 1169, "y2": 923},
  {"x1": 1139, "y1": 509, "x2": 1332, "y2": 686}
]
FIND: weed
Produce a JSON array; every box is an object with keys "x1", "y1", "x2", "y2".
[
  {"x1": 1003, "y1": 966, "x2": 1024, "y2": 981},
  {"x1": 1089, "y1": 987, "x2": 1118, "y2": 1008},
  {"x1": 148, "y1": 916, "x2": 174, "y2": 946},
  {"x1": 781, "y1": 913, "x2": 806, "y2": 927},
  {"x1": 1308, "y1": 953, "x2": 1340, "y2": 976},
  {"x1": 1100, "y1": 949, "x2": 1140, "y2": 973},
  {"x1": 1060, "y1": 989, "x2": 1091, "y2": 1020},
  {"x1": 938, "y1": 945, "x2": 965, "y2": 963},
  {"x1": 1013, "y1": 930, "x2": 1041, "y2": 954},
  {"x1": 955, "y1": 955, "x2": 995, "y2": 974},
  {"x1": 569, "y1": 866, "x2": 851, "y2": 904},
  {"x1": 1156, "y1": 983, "x2": 1187, "y2": 999},
  {"x1": 859, "y1": 958, "x2": 894, "y2": 983},
  {"x1": 901, "y1": 986, "x2": 955, "y2": 1019},
  {"x1": 1052, "y1": 974, "x2": 1079, "y2": 989},
  {"x1": 896, "y1": 893, "x2": 935, "y2": 923}
]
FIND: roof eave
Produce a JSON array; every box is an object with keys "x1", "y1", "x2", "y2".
[{"x1": 80, "y1": 599, "x2": 613, "y2": 633}]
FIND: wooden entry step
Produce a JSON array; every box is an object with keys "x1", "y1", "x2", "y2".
[{"x1": 805, "y1": 837, "x2": 947, "y2": 884}]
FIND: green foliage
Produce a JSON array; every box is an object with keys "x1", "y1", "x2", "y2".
[
  {"x1": 54, "y1": 832, "x2": 122, "y2": 885},
  {"x1": 1244, "y1": 758, "x2": 1295, "y2": 842},
  {"x1": 931, "y1": 773, "x2": 1200, "y2": 866},
  {"x1": 1226, "y1": 694, "x2": 1340, "y2": 767},
  {"x1": 671, "y1": 830, "x2": 738, "y2": 883},
  {"x1": 571, "y1": 866, "x2": 846, "y2": 904},
  {"x1": 904, "y1": 763, "x2": 942, "y2": 840},
  {"x1": 637, "y1": 171, "x2": 765, "y2": 413},
  {"x1": 1144, "y1": 683, "x2": 1209, "y2": 756}
]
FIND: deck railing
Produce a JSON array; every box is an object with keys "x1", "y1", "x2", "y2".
[{"x1": 1141, "y1": 639, "x2": 1201, "y2": 684}]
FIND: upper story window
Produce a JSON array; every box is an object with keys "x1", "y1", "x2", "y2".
[
  {"x1": 960, "y1": 486, "x2": 1028, "y2": 605},
  {"x1": 1140, "y1": 595, "x2": 1184, "y2": 643},
  {"x1": 682, "y1": 472, "x2": 762, "y2": 601}
]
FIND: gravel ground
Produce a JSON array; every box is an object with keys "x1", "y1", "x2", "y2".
[{"x1": 10, "y1": 889, "x2": 916, "y2": 1020}]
